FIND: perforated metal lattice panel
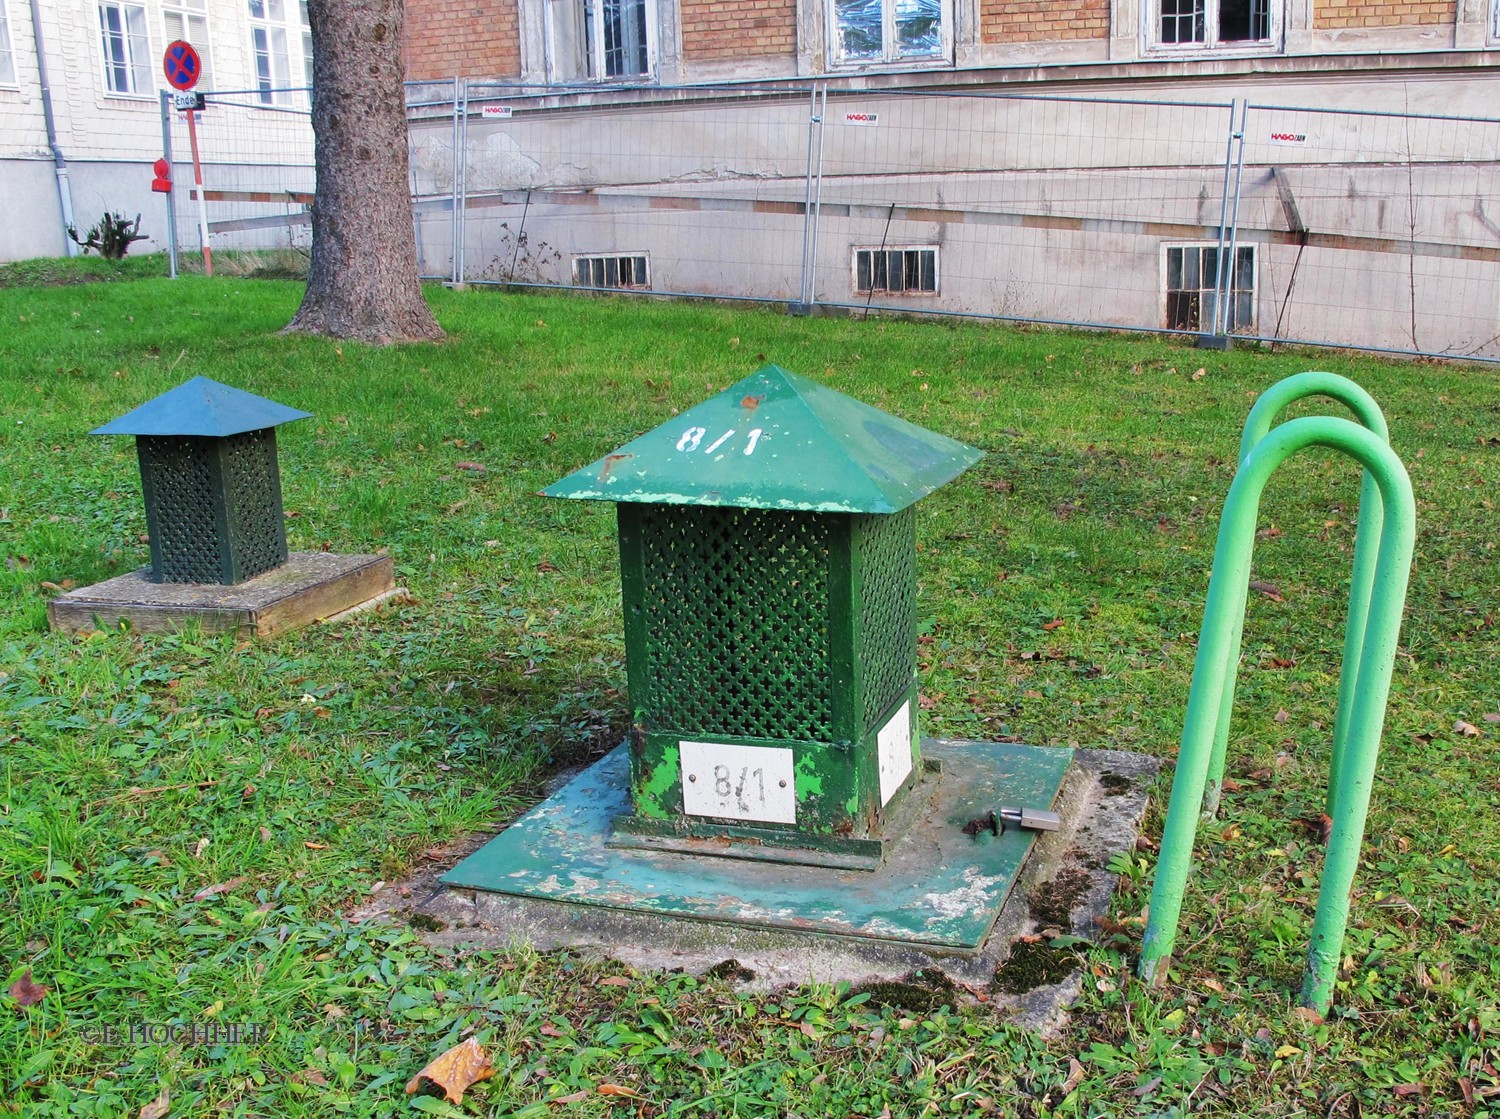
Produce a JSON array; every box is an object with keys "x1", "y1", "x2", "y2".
[
  {"x1": 138, "y1": 429, "x2": 287, "y2": 585},
  {"x1": 856, "y1": 508, "x2": 918, "y2": 734},
  {"x1": 139, "y1": 435, "x2": 224, "y2": 584},
  {"x1": 221, "y1": 428, "x2": 287, "y2": 581},
  {"x1": 635, "y1": 505, "x2": 834, "y2": 742}
]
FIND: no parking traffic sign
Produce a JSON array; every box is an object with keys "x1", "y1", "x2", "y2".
[{"x1": 162, "y1": 40, "x2": 202, "y2": 91}]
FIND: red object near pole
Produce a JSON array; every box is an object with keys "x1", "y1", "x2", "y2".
[{"x1": 150, "y1": 158, "x2": 172, "y2": 193}]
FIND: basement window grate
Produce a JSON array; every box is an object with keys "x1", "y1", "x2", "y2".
[
  {"x1": 853, "y1": 247, "x2": 938, "y2": 295},
  {"x1": 573, "y1": 254, "x2": 651, "y2": 289}
]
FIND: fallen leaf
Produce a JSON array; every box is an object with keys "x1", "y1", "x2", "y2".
[
  {"x1": 1392, "y1": 1084, "x2": 1424, "y2": 1098},
  {"x1": 596, "y1": 976, "x2": 631, "y2": 988},
  {"x1": 193, "y1": 837, "x2": 210, "y2": 859},
  {"x1": 539, "y1": 1023, "x2": 566, "y2": 1037},
  {"x1": 1291, "y1": 1006, "x2": 1324, "y2": 1025},
  {"x1": 918, "y1": 694, "x2": 938, "y2": 710},
  {"x1": 536, "y1": 561, "x2": 558, "y2": 573},
  {"x1": 299, "y1": 1069, "x2": 329, "y2": 1086},
  {"x1": 9, "y1": 970, "x2": 47, "y2": 1008},
  {"x1": 259, "y1": 826, "x2": 272, "y2": 843},
  {"x1": 1060, "y1": 1057, "x2": 1085, "y2": 1094},
  {"x1": 549, "y1": 1090, "x2": 591, "y2": 1105},
  {"x1": 1203, "y1": 978, "x2": 1225, "y2": 993},
  {"x1": 455, "y1": 461, "x2": 486, "y2": 472},
  {"x1": 304, "y1": 841, "x2": 328, "y2": 850},
  {"x1": 1042, "y1": 619, "x2": 1065, "y2": 631},
  {"x1": 138, "y1": 1088, "x2": 171, "y2": 1119},
  {"x1": 1274, "y1": 1044, "x2": 1302, "y2": 1059},
  {"x1": 405, "y1": 1036, "x2": 495, "y2": 1104},
  {"x1": 1299, "y1": 813, "x2": 1334, "y2": 843},
  {"x1": 1454, "y1": 719, "x2": 1480, "y2": 737},
  {"x1": 599, "y1": 1084, "x2": 646, "y2": 1100},
  {"x1": 1274, "y1": 708, "x2": 1290, "y2": 723},
  {"x1": 193, "y1": 876, "x2": 247, "y2": 901},
  {"x1": 1482, "y1": 712, "x2": 1500, "y2": 723},
  {"x1": 1249, "y1": 580, "x2": 1284, "y2": 602},
  {"x1": 1191, "y1": 367, "x2": 1206, "y2": 381}
]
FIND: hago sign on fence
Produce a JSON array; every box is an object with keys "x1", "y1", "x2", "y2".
[{"x1": 162, "y1": 40, "x2": 202, "y2": 91}]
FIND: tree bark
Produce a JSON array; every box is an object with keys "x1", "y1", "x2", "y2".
[{"x1": 285, "y1": 0, "x2": 443, "y2": 343}]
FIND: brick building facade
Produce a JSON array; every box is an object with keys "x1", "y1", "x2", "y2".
[{"x1": 402, "y1": 0, "x2": 1498, "y2": 85}]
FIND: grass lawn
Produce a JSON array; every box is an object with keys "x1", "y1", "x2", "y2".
[{"x1": 1, "y1": 264, "x2": 1498, "y2": 1117}]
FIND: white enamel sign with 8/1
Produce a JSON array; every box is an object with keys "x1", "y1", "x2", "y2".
[{"x1": 680, "y1": 741, "x2": 797, "y2": 824}]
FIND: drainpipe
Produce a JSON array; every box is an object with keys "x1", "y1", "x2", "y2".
[{"x1": 27, "y1": 0, "x2": 79, "y2": 255}]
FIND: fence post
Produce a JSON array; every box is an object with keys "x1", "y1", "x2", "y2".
[
  {"x1": 807, "y1": 86, "x2": 827, "y2": 310},
  {"x1": 791, "y1": 84, "x2": 824, "y2": 315},
  {"x1": 160, "y1": 91, "x2": 179, "y2": 279},
  {"x1": 450, "y1": 75, "x2": 461, "y2": 284},
  {"x1": 1200, "y1": 100, "x2": 1241, "y2": 349},
  {"x1": 458, "y1": 77, "x2": 469, "y2": 284},
  {"x1": 1221, "y1": 99, "x2": 1249, "y2": 335}
]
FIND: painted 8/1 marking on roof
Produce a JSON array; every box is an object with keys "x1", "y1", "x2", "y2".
[{"x1": 675, "y1": 426, "x2": 764, "y2": 456}]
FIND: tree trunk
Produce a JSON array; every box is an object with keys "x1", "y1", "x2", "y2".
[{"x1": 286, "y1": 0, "x2": 443, "y2": 344}]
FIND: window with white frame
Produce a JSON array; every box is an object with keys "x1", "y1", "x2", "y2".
[
  {"x1": 248, "y1": 0, "x2": 292, "y2": 104},
  {"x1": 299, "y1": 0, "x2": 313, "y2": 89},
  {"x1": 162, "y1": 0, "x2": 213, "y2": 90},
  {"x1": 1164, "y1": 243, "x2": 1255, "y2": 332},
  {"x1": 853, "y1": 246, "x2": 938, "y2": 295},
  {"x1": 546, "y1": 0, "x2": 654, "y2": 82},
  {"x1": 99, "y1": 1, "x2": 153, "y2": 96},
  {"x1": 1153, "y1": 0, "x2": 1275, "y2": 48},
  {"x1": 0, "y1": 0, "x2": 16, "y2": 87},
  {"x1": 830, "y1": 0, "x2": 946, "y2": 66}
]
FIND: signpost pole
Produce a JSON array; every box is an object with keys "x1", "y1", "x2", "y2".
[{"x1": 159, "y1": 91, "x2": 178, "y2": 279}]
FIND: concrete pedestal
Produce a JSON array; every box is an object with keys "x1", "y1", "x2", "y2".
[{"x1": 46, "y1": 552, "x2": 399, "y2": 637}]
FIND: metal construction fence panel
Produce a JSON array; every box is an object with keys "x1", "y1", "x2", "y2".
[
  {"x1": 409, "y1": 80, "x2": 822, "y2": 300},
  {"x1": 160, "y1": 88, "x2": 316, "y2": 275},
  {"x1": 409, "y1": 79, "x2": 1500, "y2": 363},
  {"x1": 808, "y1": 89, "x2": 1239, "y2": 333},
  {"x1": 1234, "y1": 103, "x2": 1500, "y2": 360}
]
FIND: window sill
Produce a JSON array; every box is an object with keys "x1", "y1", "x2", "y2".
[
  {"x1": 828, "y1": 56, "x2": 954, "y2": 74},
  {"x1": 102, "y1": 91, "x2": 160, "y2": 103},
  {"x1": 1143, "y1": 42, "x2": 1283, "y2": 57}
]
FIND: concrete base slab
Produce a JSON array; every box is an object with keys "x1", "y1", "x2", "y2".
[
  {"x1": 365, "y1": 745, "x2": 1157, "y2": 1032},
  {"x1": 46, "y1": 552, "x2": 397, "y2": 637}
]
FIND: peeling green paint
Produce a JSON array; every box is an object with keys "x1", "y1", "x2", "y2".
[
  {"x1": 543, "y1": 365, "x2": 981, "y2": 514},
  {"x1": 442, "y1": 740, "x2": 1074, "y2": 949}
]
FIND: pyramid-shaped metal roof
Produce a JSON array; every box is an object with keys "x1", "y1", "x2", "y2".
[
  {"x1": 543, "y1": 364, "x2": 982, "y2": 514},
  {"x1": 91, "y1": 376, "x2": 312, "y2": 437}
]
